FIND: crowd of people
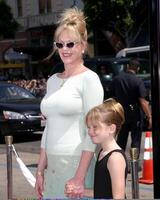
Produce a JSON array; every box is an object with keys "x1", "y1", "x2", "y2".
[{"x1": 8, "y1": 78, "x2": 47, "y2": 98}]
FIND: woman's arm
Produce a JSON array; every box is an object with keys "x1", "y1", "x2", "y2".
[
  {"x1": 65, "y1": 151, "x2": 94, "y2": 198},
  {"x1": 36, "y1": 148, "x2": 47, "y2": 175},
  {"x1": 65, "y1": 72, "x2": 104, "y2": 198},
  {"x1": 74, "y1": 150, "x2": 94, "y2": 181},
  {"x1": 35, "y1": 148, "x2": 47, "y2": 199},
  {"x1": 35, "y1": 124, "x2": 48, "y2": 199}
]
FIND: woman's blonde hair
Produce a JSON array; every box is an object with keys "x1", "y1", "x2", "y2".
[
  {"x1": 42, "y1": 7, "x2": 87, "y2": 61},
  {"x1": 86, "y1": 98, "x2": 125, "y2": 136},
  {"x1": 54, "y1": 7, "x2": 87, "y2": 42}
]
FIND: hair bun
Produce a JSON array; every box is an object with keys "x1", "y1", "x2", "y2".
[{"x1": 58, "y1": 7, "x2": 86, "y2": 27}]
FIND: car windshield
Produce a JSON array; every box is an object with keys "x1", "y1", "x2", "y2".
[
  {"x1": 0, "y1": 85, "x2": 35, "y2": 100},
  {"x1": 113, "y1": 59, "x2": 150, "y2": 77}
]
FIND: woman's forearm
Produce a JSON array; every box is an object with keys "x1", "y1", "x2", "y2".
[
  {"x1": 74, "y1": 150, "x2": 94, "y2": 181},
  {"x1": 36, "y1": 148, "x2": 47, "y2": 175}
]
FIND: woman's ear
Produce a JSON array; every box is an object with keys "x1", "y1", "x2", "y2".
[{"x1": 81, "y1": 40, "x2": 87, "y2": 54}]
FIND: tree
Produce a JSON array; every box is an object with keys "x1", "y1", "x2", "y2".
[
  {"x1": 0, "y1": 0, "x2": 19, "y2": 39},
  {"x1": 83, "y1": 0, "x2": 149, "y2": 53}
]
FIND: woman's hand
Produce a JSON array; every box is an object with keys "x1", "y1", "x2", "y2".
[
  {"x1": 35, "y1": 149, "x2": 47, "y2": 199},
  {"x1": 65, "y1": 151, "x2": 94, "y2": 198},
  {"x1": 65, "y1": 177, "x2": 85, "y2": 198},
  {"x1": 35, "y1": 172, "x2": 44, "y2": 200}
]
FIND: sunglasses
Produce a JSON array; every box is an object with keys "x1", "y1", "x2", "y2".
[{"x1": 54, "y1": 41, "x2": 79, "y2": 49}]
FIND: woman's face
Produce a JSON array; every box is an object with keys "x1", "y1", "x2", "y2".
[{"x1": 56, "y1": 29, "x2": 85, "y2": 66}]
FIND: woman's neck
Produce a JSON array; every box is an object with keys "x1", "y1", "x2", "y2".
[{"x1": 61, "y1": 62, "x2": 87, "y2": 78}]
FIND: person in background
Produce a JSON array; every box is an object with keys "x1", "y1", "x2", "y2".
[
  {"x1": 25, "y1": 79, "x2": 38, "y2": 96},
  {"x1": 109, "y1": 58, "x2": 152, "y2": 157},
  {"x1": 81, "y1": 98, "x2": 128, "y2": 199},
  {"x1": 35, "y1": 7, "x2": 104, "y2": 199}
]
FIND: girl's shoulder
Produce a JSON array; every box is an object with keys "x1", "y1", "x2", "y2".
[
  {"x1": 107, "y1": 149, "x2": 127, "y2": 167},
  {"x1": 108, "y1": 149, "x2": 127, "y2": 159}
]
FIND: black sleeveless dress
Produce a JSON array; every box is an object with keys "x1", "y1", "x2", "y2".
[{"x1": 94, "y1": 149, "x2": 128, "y2": 199}]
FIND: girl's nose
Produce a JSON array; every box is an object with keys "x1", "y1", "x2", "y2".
[{"x1": 88, "y1": 128, "x2": 93, "y2": 135}]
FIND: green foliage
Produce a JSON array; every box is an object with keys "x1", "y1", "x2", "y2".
[
  {"x1": 84, "y1": 0, "x2": 135, "y2": 37},
  {"x1": 0, "y1": 0, "x2": 19, "y2": 39},
  {"x1": 83, "y1": 0, "x2": 149, "y2": 51}
]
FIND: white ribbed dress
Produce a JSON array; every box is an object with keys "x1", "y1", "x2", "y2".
[{"x1": 40, "y1": 70, "x2": 104, "y2": 198}]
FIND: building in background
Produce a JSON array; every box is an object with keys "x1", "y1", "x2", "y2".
[{"x1": 0, "y1": 0, "x2": 84, "y2": 79}]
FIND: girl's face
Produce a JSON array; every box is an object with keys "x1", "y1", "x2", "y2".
[
  {"x1": 87, "y1": 119, "x2": 112, "y2": 144},
  {"x1": 56, "y1": 29, "x2": 85, "y2": 66}
]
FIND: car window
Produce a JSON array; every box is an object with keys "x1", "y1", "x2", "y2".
[
  {"x1": 113, "y1": 59, "x2": 150, "y2": 78},
  {"x1": 95, "y1": 63, "x2": 114, "y2": 82},
  {"x1": 0, "y1": 85, "x2": 35, "y2": 99},
  {"x1": 138, "y1": 60, "x2": 150, "y2": 74},
  {"x1": 112, "y1": 61, "x2": 127, "y2": 75}
]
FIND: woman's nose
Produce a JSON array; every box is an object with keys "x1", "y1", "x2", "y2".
[{"x1": 63, "y1": 46, "x2": 67, "y2": 50}]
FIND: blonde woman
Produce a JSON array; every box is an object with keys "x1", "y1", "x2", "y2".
[{"x1": 35, "y1": 7, "x2": 104, "y2": 199}]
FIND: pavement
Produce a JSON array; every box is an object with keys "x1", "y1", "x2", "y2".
[{"x1": 0, "y1": 136, "x2": 154, "y2": 200}]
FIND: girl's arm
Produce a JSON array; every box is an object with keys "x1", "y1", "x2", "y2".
[{"x1": 107, "y1": 152, "x2": 126, "y2": 199}]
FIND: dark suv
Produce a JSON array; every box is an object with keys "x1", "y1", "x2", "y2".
[
  {"x1": 51, "y1": 56, "x2": 150, "y2": 100},
  {"x1": 85, "y1": 57, "x2": 150, "y2": 99}
]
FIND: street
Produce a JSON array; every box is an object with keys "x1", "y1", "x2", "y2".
[{"x1": 0, "y1": 131, "x2": 153, "y2": 199}]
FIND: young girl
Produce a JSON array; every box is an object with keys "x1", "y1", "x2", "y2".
[{"x1": 84, "y1": 98, "x2": 128, "y2": 199}]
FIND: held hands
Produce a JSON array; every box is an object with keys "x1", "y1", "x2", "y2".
[
  {"x1": 65, "y1": 177, "x2": 85, "y2": 198},
  {"x1": 35, "y1": 172, "x2": 44, "y2": 200}
]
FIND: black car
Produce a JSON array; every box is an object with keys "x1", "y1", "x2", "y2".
[{"x1": 0, "y1": 82, "x2": 45, "y2": 136}]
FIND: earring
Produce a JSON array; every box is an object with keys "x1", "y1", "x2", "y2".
[{"x1": 82, "y1": 50, "x2": 85, "y2": 54}]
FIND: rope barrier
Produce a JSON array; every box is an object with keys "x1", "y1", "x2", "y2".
[
  {"x1": 5, "y1": 136, "x2": 140, "y2": 199},
  {"x1": 12, "y1": 144, "x2": 36, "y2": 188}
]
